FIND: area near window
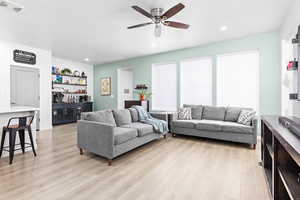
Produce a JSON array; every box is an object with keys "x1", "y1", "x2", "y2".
[
  {"x1": 216, "y1": 50, "x2": 259, "y2": 112},
  {"x1": 180, "y1": 57, "x2": 213, "y2": 106},
  {"x1": 151, "y1": 62, "x2": 177, "y2": 111}
]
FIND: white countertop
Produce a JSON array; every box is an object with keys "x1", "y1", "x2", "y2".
[{"x1": 0, "y1": 106, "x2": 40, "y2": 114}]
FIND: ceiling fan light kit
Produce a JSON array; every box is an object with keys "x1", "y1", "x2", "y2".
[{"x1": 128, "y1": 3, "x2": 190, "y2": 37}]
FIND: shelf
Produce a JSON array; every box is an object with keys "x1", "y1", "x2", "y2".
[
  {"x1": 52, "y1": 73, "x2": 87, "y2": 79},
  {"x1": 278, "y1": 167, "x2": 300, "y2": 200},
  {"x1": 52, "y1": 82, "x2": 87, "y2": 86}
]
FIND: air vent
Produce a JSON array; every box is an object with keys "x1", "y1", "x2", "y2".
[{"x1": 0, "y1": 0, "x2": 24, "y2": 12}]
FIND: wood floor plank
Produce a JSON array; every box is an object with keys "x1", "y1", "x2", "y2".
[{"x1": 0, "y1": 124, "x2": 270, "y2": 200}]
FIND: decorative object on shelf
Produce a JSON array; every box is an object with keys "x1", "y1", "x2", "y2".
[
  {"x1": 81, "y1": 71, "x2": 86, "y2": 77},
  {"x1": 56, "y1": 75, "x2": 62, "y2": 83},
  {"x1": 292, "y1": 25, "x2": 300, "y2": 44},
  {"x1": 100, "y1": 77, "x2": 111, "y2": 96},
  {"x1": 73, "y1": 70, "x2": 80, "y2": 77},
  {"x1": 52, "y1": 66, "x2": 57, "y2": 74},
  {"x1": 134, "y1": 84, "x2": 151, "y2": 101},
  {"x1": 287, "y1": 59, "x2": 298, "y2": 70},
  {"x1": 61, "y1": 68, "x2": 72, "y2": 75}
]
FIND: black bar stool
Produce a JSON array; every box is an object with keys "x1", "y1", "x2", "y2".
[{"x1": 0, "y1": 115, "x2": 37, "y2": 164}]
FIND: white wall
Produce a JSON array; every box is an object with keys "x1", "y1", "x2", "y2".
[
  {"x1": 0, "y1": 40, "x2": 52, "y2": 130},
  {"x1": 280, "y1": 0, "x2": 300, "y2": 117},
  {"x1": 52, "y1": 57, "x2": 94, "y2": 100}
]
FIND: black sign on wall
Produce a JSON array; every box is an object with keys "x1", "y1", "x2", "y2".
[{"x1": 13, "y1": 49, "x2": 36, "y2": 65}]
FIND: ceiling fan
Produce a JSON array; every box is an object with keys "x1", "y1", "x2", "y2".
[{"x1": 128, "y1": 3, "x2": 189, "y2": 37}]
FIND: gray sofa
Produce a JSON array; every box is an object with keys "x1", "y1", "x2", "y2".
[
  {"x1": 171, "y1": 105, "x2": 258, "y2": 149},
  {"x1": 77, "y1": 109, "x2": 167, "y2": 165}
]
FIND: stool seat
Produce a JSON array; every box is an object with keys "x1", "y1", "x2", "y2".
[{"x1": 3, "y1": 125, "x2": 20, "y2": 129}]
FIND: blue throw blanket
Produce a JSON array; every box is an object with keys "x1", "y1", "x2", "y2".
[{"x1": 132, "y1": 106, "x2": 168, "y2": 134}]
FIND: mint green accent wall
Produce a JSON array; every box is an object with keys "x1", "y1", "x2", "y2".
[{"x1": 94, "y1": 31, "x2": 281, "y2": 115}]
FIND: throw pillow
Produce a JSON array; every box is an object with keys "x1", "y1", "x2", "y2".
[
  {"x1": 178, "y1": 107, "x2": 192, "y2": 120},
  {"x1": 237, "y1": 110, "x2": 256, "y2": 125}
]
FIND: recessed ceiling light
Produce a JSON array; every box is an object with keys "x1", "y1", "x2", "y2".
[
  {"x1": 84, "y1": 58, "x2": 90, "y2": 62},
  {"x1": 220, "y1": 26, "x2": 228, "y2": 31}
]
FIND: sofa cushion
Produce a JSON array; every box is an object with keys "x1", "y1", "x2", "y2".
[
  {"x1": 195, "y1": 120, "x2": 222, "y2": 131},
  {"x1": 128, "y1": 108, "x2": 139, "y2": 122},
  {"x1": 202, "y1": 106, "x2": 226, "y2": 121},
  {"x1": 121, "y1": 122, "x2": 153, "y2": 137},
  {"x1": 113, "y1": 127, "x2": 138, "y2": 145},
  {"x1": 172, "y1": 120, "x2": 201, "y2": 129},
  {"x1": 237, "y1": 110, "x2": 256, "y2": 126},
  {"x1": 113, "y1": 109, "x2": 132, "y2": 126},
  {"x1": 221, "y1": 121, "x2": 253, "y2": 134},
  {"x1": 225, "y1": 107, "x2": 252, "y2": 122},
  {"x1": 178, "y1": 107, "x2": 192, "y2": 120},
  {"x1": 183, "y1": 104, "x2": 203, "y2": 120},
  {"x1": 225, "y1": 107, "x2": 242, "y2": 122},
  {"x1": 84, "y1": 110, "x2": 117, "y2": 127}
]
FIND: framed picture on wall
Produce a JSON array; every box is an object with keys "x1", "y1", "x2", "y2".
[{"x1": 101, "y1": 77, "x2": 111, "y2": 96}]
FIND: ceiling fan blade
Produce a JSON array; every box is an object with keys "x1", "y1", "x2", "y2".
[
  {"x1": 162, "y1": 3, "x2": 185, "y2": 19},
  {"x1": 127, "y1": 22, "x2": 153, "y2": 29},
  {"x1": 132, "y1": 6, "x2": 153, "y2": 19},
  {"x1": 164, "y1": 21, "x2": 189, "y2": 29}
]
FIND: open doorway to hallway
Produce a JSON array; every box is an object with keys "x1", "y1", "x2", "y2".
[{"x1": 117, "y1": 68, "x2": 134, "y2": 109}]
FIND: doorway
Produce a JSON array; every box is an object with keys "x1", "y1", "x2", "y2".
[
  {"x1": 117, "y1": 68, "x2": 134, "y2": 109},
  {"x1": 10, "y1": 65, "x2": 40, "y2": 107}
]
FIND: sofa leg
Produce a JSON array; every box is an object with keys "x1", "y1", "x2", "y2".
[
  {"x1": 79, "y1": 148, "x2": 83, "y2": 155},
  {"x1": 163, "y1": 134, "x2": 167, "y2": 139},
  {"x1": 108, "y1": 159, "x2": 112, "y2": 166},
  {"x1": 250, "y1": 144, "x2": 256, "y2": 150}
]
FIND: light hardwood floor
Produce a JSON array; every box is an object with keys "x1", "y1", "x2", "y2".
[{"x1": 0, "y1": 124, "x2": 270, "y2": 200}]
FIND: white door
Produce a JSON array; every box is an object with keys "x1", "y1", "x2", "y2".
[
  {"x1": 117, "y1": 69, "x2": 133, "y2": 109},
  {"x1": 11, "y1": 66, "x2": 40, "y2": 107}
]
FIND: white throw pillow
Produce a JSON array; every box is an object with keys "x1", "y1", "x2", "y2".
[
  {"x1": 237, "y1": 110, "x2": 256, "y2": 125},
  {"x1": 178, "y1": 107, "x2": 192, "y2": 120}
]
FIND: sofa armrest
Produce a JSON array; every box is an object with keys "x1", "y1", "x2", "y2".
[
  {"x1": 251, "y1": 117, "x2": 259, "y2": 144},
  {"x1": 77, "y1": 120, "x2": 114, "y2": 159},
  {"x1": 150, "y1": 112, "x2": 168, "y2": 121}
]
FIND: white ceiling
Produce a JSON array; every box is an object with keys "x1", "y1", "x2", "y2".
[{"x1": 0, "y1": 0, "x2": 294, "y2": 64}]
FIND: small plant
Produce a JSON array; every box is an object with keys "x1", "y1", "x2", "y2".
[{"x1": 134, "y1": 84, "x2": 152, "y2": 101}]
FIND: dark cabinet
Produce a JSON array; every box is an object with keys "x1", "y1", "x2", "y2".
[
  {"x1": 52, "y1": 102, "x2": 93, "y2": 125},
  {"x1": 124, "y1": 100, "x2": 149, "y2": 112}
]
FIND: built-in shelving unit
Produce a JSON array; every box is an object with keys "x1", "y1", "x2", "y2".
[{"x1": 261, "y1": 116, "x2": 300, "y2": 200}]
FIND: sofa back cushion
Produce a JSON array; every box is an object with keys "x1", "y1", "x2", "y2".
[
  {"x1": 83, "y1": 110, "x2": 117, "y2": 127},
  {"x1": 225, "y1": 107, "x2": 252, "y2": 122},
  {"x1": 202, "y1": 106, "x2": 226, "y2": 121},
  {"x1": 113, "y1": 109, "x2": 132, "y2": 126},
  {"x1": 183, "y1": 104, "x2": 203, "y2": 120},
  {"x1": 128, "y1": 108, "x2": 139, "y2": 122}
]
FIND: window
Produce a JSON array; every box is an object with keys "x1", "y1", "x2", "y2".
[
  {"x1": 152, "y1": 63, "x2": 177, "y2": 111},
  {"x1": 216, "y1": 51, "x2": 259, "y2": 111},
  {"x1": 180, "y1": 57, "x2": 213, "y2": 105}
]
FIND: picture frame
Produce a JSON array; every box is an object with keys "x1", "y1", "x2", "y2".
[{"x1": 100, "y1": 77, "x2": 111, "y2": 96}]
